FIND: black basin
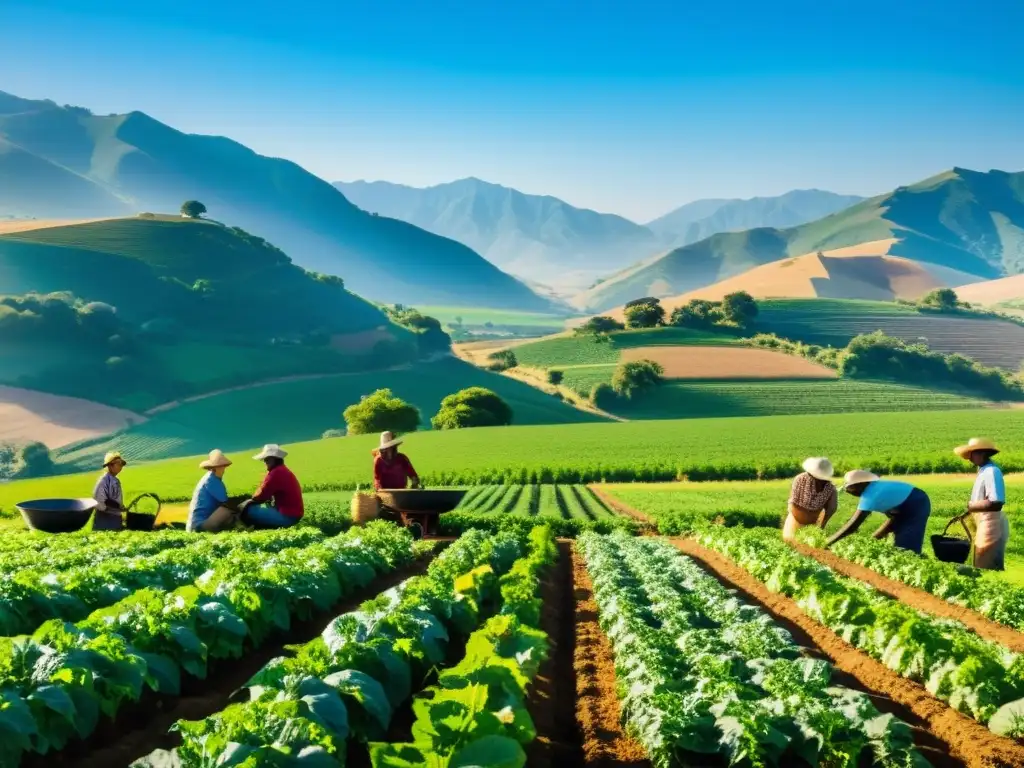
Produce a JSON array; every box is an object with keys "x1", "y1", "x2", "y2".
[
  {"x1": 376, "y1": 489, "x2": 466, "y2": 513},
  {"x1": 17, "y1": 498, "x2": 97, "y2": 533}
]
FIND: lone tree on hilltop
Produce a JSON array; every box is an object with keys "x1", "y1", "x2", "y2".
[
  {"x1": 343, "y1": 388, "x2": 420, "y2": 435},
  {"x1": 180, "y1": 200, "x2": 207, "y2": 219},
  {"x1": 611, "y1": 359, "x2": 664, "y2": 399},
  {"x1": 624, "y1": 299, "x2": 665, "y2": 329},
  {"x1": 431, "y1": 387, "x2": 513, "y2": 430},
  {"x1": 575, "y1": 315, "x2": 624, "y2": 335},
  {"x1": 920, "y1": 288, "x2": 960, "y2": 311},
  {"x1": 721, "y1": 291, "x2": 759, "y2": 327}
]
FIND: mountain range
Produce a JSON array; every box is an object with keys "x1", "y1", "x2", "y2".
[
  {"x1": 335, "y1": 178, "x2": 863, "y2": 291},
  {"x1": 0, "y1": 91, "x2": 549, "y2": 311},
  {"x1": 577, "y1": 167, "x2": 1024, "y2": 311}
]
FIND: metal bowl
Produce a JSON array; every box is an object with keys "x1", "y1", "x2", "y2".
[
  {"x1": 376, "y1": 489, "x2": 467, "y2": 513},
  {"x1": 17, "y1": 498, "x2": 97, "y2": 533}
]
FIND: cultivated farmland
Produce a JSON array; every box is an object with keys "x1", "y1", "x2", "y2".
[{"x1": 619, "y1": 345, "x2": 837, "y2": 378}]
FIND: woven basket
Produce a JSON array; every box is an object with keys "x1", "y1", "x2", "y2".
[{"x1": 351, "y1": 492, "x2": 379, "y2": 525}]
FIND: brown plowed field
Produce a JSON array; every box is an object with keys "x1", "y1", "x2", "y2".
[
  {"x1": 789, "y1": 540, "x2": 1024, "y2": 653},
  {"x1": 672, "y1": 538, "x2": 1024, "y2": 768},
  {"x1": 571, "y1": 546, "x2": 650, "y2": 767},
  {"x1": 620, "y1": 345, "x2": 837, "y2": 379}
]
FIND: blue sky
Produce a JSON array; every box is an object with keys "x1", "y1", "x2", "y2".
[{"x1": 3, "y1": 0, "x2": 1023, "y2": 220}]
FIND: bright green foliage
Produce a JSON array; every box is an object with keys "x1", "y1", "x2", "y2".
[
  {"x1": 610, "y1": 359, "x2": 663, "y2": 399},
  {"x1": 139, "y1": 526, "x2": 555, "y2": 767},
  {"x1": 697, "y1": 527, "x2": 1024, "y2": 726},
  {"x1": 344, "y1": 388, "x2": 422, "y2": 435},
  {"x1": 578, "y1": 533, "x2": 925, "y2": 767},
  {"x1": 798, "y1": 528, "x2": 1024, "y2": 631},
  {"x1": 431, "y1": 387, "x2": 513, "y2": 430},
  {"x1": 2, "y1": 523, "x2": 415, "y2": 764}
]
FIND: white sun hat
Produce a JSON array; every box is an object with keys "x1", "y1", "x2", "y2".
[
  {"x1": 200, "y1": 449, "x2": 232, "y2": 470},
  {"x1": 378, "y1": 431, "x2": 403, "y2": 450},
  {"x1": 253, "y1": 444, "x2": 288, "y2": 460},
  {"x1": 802, "y1": 457, "x2": 834, "y2": 481},
  {"x1": 842, "y1": 469, "x2": 879, "y2": 489}
]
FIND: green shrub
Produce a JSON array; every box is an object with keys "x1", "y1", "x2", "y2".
[
  {"x1": 590, "y1": 382, "x2": 617, "y2": 408},
  {"x1": 431, "y1": 387, "x2": 513, "y2": 429},
  {"x1": 343, "y1": 388, "x2": 421, "y2": 435},
  {"x1": 575, "y1": 316, "x2": 624, "y2": 335},
  {"x1": 624, "y1": 300, "x2": 665, "y2": 329},
  {"x1": 486, "y1": 349, "x2": 518, "y2": 371},
  {"x1": 611, "y1": 359, "x2": 664, "y2": 398},
  {"x1": 547, "y1": 369, "x2": 564, "y2": 385}
]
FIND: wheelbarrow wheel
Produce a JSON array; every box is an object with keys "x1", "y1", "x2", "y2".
[{"x1": 408, "y1": 521, "x2": 424, "y2": 540}]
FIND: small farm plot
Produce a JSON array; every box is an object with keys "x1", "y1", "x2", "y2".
[
  {"x1": 440, "y1": 483, "x2": 639, "y2": 536},
  {"x1": 620, "y1": 344, "x2": 837, "y2": 379}
]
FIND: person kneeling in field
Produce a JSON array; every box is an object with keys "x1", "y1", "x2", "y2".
[
  {"x1": 827, "y1": 470, "x2": 931, "y2": 554},
  {"x1": 954, "y1": 437, "x2": 1009, "y2": 571},
  {"x1": 782, "y1": 457, "x2": 837, "y2": 541},
  {"x1": 187, "y1": 450, "x2": 241, "y2": 532},
  {"x1": 237, "y1": 444, "x2": 304, "y2": 529}
]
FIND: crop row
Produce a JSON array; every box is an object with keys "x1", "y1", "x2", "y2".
[
  {"x1": 443, "y1": 484, "x2": 637, "y2": 537},
  {"x1": 578, "y1": 532, "x2": 924, "y2": 767},
  {"x1": 1, "y1": 523, "x2": 418, "y2": 766},
  {"x1": 0, "y1": 528, "x2": 198, "y2": 571},
  {"x1": 0, "y1": 528, "x2": 325, "y2": 637},
  {"x1": 798, "y1": 528, "x2": 1024, "y2": 632},
  {"x1": 696, "y1": 527, "x2": 1024, "y2": 735},
  {"x1": 135, "y1": 524, "x2": 555, "y2": 766}
]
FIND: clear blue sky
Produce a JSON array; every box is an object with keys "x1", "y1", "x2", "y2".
[{"x1": 3, "y1": 0, "x2": 1022, "y2": 221}]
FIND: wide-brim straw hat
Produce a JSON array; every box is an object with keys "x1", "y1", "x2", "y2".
[
  {"x1": 842, "y1": 469, "x2": 879, "y2": 489},
  {"x1": 802, "y1": 457, "x2": 834, "y2": 481},
  {"x1": 954, "y1": 437, "x2": 1000, "y2": 460},
  {"x1": 253, "y1": 444, "x2": 288, "y2": 460},
  {"x1": 378, "y1": 431, "x2": 403, "y2": 450},
  {"x1": 200, "y1": 449, "x2": 232, "y2": 470},
  {"x1": 103, "y1": 451, "x2": 127, "y2": 468}
]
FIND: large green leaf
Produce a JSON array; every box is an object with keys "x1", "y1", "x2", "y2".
[
  {"x1": 323, "y1": 669, "x2": 392, "y2": 736},
  {"x1": 450, "y1": 734, "x2": 526, "y2": 768}
]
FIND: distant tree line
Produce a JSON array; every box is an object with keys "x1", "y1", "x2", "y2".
[
  {"x1": 576, "y1": 292, "x2": 760, "y2": 337},
  {"x1": 0, "y1": 292, "x2": 125, "y2": 347},
  {"x1": 342, "y1": 385, "x2": 514, "y2": 435},
  {"x1": 384, "y1": 305, "x2": 453, "y2": 354}
]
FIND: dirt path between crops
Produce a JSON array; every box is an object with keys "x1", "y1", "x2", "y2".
[
  {"x1": 59, "y1": 555, "x2": 437, "y2": 768},
  {"x1": 671, "y1": 538, "x2": 1024, "y2": 768},
  {"x1": 571, "y1": 545, "x2": 650, "y2": 768},
  {"x1": 789, "y1": 540, "x2": 1024, "y2": 653},
  {"x1": 587, "y1": 485, "x2": 655, "y2": 528},
  {"x1": 526, "y1": 541, "x2": 585, "y2": 766}
]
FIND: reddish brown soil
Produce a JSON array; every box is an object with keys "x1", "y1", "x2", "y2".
[
  {"x1": 527, "y1": 541, "x2": 585, "y2": 767},
  {"x1": 571, "y1": 545, "x2": 650, "y2": 768},
  {"x1": 587, "y1": 486, "x2": 656, "y2": 531},
  {"x1": 789, "y1": 540, "x2": 1024, "y2": 653},
  {"x1": 57, "y1": 556, "x2": 436, "y2": 768},
  {"x1": 672, "y1": 538, "x2": 1024, "y2": 768}
]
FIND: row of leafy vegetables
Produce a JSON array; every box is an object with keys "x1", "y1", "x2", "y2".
[
  {"x1": 0, "y1": 523, "x2": 419, "y2": 766},
  {"x1": 796, "y1": 527, "x2": 1024, "y2": 632},
  {"x1": 0, "y1": 528, "x2": 327, "y2": 636},
  {"x1": 578, "y1": 532, "x2": 927, "y2": 768},
  {"x1": 136, "y1": 524, "x2": 556, "y2": 767},
  {"x1": 697, "y1": 527, "x2": 1024, "y2": 738}
]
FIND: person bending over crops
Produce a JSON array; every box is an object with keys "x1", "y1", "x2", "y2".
[
  {"x1": 782, "y1": 457, "x2": 837, "y2": 541},
  {"x1": 954, "y1": 437, "x2": 1008, "y2": 571},
  {"x1": 373, "y1": 431, "x2": 421, "y2": 524},
  {"x1": 92, "y1": 451, "x2": 127, "y2": 531},
  {"x1": 187, "y1": 450, "x2": 244, "y2": 532},
  {"x1": 827, "y1": 470, "x2": 931, "y2": 554},
  {"x1": 237, "y1": 444, "x2": 303, "y2": 528}
]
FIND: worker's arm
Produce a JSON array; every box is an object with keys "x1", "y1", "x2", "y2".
[
  {"x1": 93, "y1": 476, "x2": 110, "y2": 512},
  {"x1": 872, "y1": 516, "x2": 895, "y2": 540},
  {"x1": 250, "y1": 470, "x2": 278, "y2": 505},
  {"x1": 372, "y1": 457, "x2": 385, "y2": 491},
  {"x1": 969, "y1": 466, "x2": 1006, "y2": 513},
  {"x1": 826, "y1": 509, "x2": 871, "y2": 548},
  {"x1": 404, "y1": 455, "x2": 421, "y2": 489},
  {"x1": 820, "y1": 492, "x2": 839, "y2": 528}
]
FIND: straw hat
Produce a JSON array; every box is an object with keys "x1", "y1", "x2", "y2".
[
  {"x1": 842, "y1": 469, "x2": 879, "y2": 489},
  {"x1": 378, "y1": 431, "x2": 403, "y2": 450},
  {"x1": 954, "y1": 437, "x2": 1000, "y2": 460},
  {"x1": 802, "y1": 457, "x2": 834, "y2": 482},
  {"x1": 103, "y1": 451, "x2": 127, "y2": 468},
  {"x1": 253, "y1": 444, "x2": 288, "y2": 460},
  {"x1": 200, "y1": 449, "x2": 232, "y2": 470}
]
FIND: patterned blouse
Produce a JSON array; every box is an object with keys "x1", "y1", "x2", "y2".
[{"x1": 788, "y1": 472, "x2": 836, "y2": 514}]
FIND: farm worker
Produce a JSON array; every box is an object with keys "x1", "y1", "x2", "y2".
[
  {"x1": 782, "y1": 457, "x2": 838, "y2": 541},
  {"x1": 238, "y1": 444, "x2": 303, "y2": 528},
  {"x1": 827, "y1": 470, "x2": 931, "y2": 554},
  {"x1": 92, "y1": 452, "x2": 127, "y2": 531},
  {"x1": 187, "y1": 450, "x2": 238, "y2": 533},
  {"x1": 954, "y1": 437, "x2": 1008, "y2": 571},
  {"x1": 373, "y1": 431, "x2": 421, "y2": 491}
]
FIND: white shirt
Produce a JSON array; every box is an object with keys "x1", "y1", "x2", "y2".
[
  {"x1": 93, "y1": 472, "x2": 123, "y2": 512},
  {"x1": 971, "y1": 463, "x2": 1006, "y2": 505}
]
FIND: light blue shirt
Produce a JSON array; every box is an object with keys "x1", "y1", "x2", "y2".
[
  {"x1": 188, "y1": 472, "x2": 228, "y2": 530},
  {"x1": 857, "y1": 480, "x2": 914, "y2": 514}
]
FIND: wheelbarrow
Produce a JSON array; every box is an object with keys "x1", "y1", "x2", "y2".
[
  {"x1": 375, "y1": 489, "x2": 466, "y2": 539},
  {"x1": 17, "y1": 498, "x2": 98, "y2": 533}
]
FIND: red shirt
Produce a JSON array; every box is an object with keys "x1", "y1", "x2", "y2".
[
  {"x1": 374, "y1": 452, "x2": 418, "y2": 490},
  {"x1": 252, "y1": 465, "x2": 304, "y2": 519}
]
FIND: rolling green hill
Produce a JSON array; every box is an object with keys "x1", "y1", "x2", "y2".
[
  {"x1": 577, "y1": 168, "x2": 1024, "y2": 311},
  {"x1": 0, "y1": 92, "x2": 550, "y2": 310}
]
